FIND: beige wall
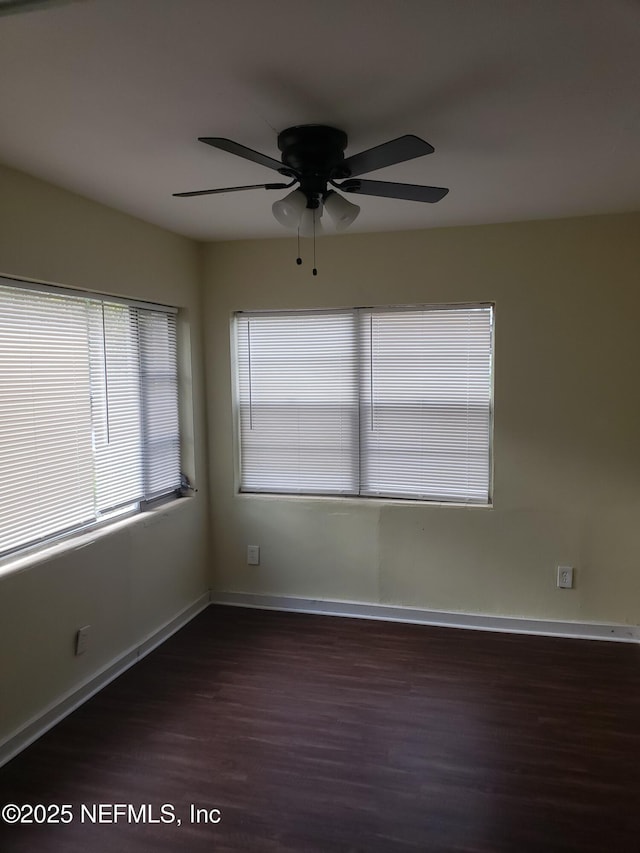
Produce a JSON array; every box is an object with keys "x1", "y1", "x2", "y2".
[
  {"x1": 0, "y1": 160, "x2": 638, "y2": 752},
  {"x1": 0, "y1": 164, "x2": 209, "y2": 745},
  {"x1": 203, "y1": 212, "x2": 640, "y2": 627}
]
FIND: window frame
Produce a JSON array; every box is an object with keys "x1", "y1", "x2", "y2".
[{"x1": 232, "y1": 302, "x2": 495, "y2": 506}]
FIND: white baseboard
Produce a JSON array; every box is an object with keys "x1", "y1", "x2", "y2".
[
  {"x1": 210, "y1": 592, "x2": 640, "y2": 644},
  {"x1": 0, "y1": 591, "x2": 211, "y2": 769}
]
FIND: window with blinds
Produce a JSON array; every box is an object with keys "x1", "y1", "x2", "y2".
[
  {"x1": 0, "y1": 277, "x2": 182, "y2": 559},
  {"x1": 235, "y1": 304, "x2": 493, "y2": 503}
]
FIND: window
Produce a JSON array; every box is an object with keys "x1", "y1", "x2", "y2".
[
  {"x1": 0, "y1": 276, "x2": 181, "y2": 558},
  {"x1": 235, "y1": 304, "x2": 493, "y2": 504}
]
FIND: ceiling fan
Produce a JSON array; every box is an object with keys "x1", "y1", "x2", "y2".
[{"x1": 174, "y1": 125, "x2": 449, "y2": 236}]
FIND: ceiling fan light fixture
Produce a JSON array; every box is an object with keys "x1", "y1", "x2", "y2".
[
  {"x1": 271, "y1": 189, "x2": 307, "y2": 229},
  {"x1": 324, "y1": 190, "x2": 360, "y2": 231}
]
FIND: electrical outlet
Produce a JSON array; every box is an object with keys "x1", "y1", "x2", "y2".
[
  {"x1": 75, "y1": 625, "x2": 91, "y2": 655},
  {"x1": 247, "y1": 545, "x2": 260, "y2": 566},
  {"x1": 557, "y1": 566, "x2": 574, "y2": 589}
]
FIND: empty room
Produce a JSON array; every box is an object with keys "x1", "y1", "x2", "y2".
[{"x1": 0, "y1": 1, "x2": 639, "y2": 851}]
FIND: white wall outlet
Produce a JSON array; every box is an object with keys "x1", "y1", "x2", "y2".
[
  {"x1": 247, "y1": 545, "x2": 260, "y2": 566},
  {"x1": 75, "y1": 625, "x2": 91, "y2": 655},
  {"x1": 557, "y1": 566, "x2": 574, "y2": 589}
]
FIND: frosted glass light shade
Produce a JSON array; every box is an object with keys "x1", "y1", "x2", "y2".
[
  {"x1": 298, "y1": 206, "x2": 323, "y2": 238},
  {"x1": 272, "y1": 189, "x2": 307, "y2": 229},
  {"x1": 324, "y1": 191, "x2": 360, "y2": 231}
]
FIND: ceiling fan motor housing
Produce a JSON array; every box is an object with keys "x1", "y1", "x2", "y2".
[{"x1": 277, "y1": 125, "x2": 349, "y2": 207}]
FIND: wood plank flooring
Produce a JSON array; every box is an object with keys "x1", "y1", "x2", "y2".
[{"x1": 0, "y1": 605, "x2": 639, "y2": 852}]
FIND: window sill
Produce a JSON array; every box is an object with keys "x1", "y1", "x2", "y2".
[
  {"x1": 235, "y1": 491, "x2": 493, "y2": 510},
  {"x1": 0, "y1": 496, "x2": 190, "y2": 581}
]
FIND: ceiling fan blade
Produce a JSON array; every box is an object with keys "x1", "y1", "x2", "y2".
[
  {"x1": 173, "y1": 181, "x2": 293, "y2": 198},
  {"x1": 341, "y1": 135, "x2": 434, "y2": 178},
  {"x1": 198, "y1": 137, "x2": 285, "y2": 173},
  {"x1": 0, "y1": 0, "x2": 81, "y2": 14},
  {"x1": 338, "y1": 178, "x2": 449, "y2": 203}
]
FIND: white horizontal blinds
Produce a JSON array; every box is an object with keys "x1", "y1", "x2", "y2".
[
  {"x1": 137, "y1": 310, "x2": 180, "y2": 500},
  {"x1": 359, "y1": 306, "x2": 493, "y2": 503},
  {"x1": 88, "y1": 302, "x2": 144, "y2": 513},
  {"x1": 237, "y1": 311, "x2": 359, "y2": 494},
  {"x1": 0, "y1": 284, "x2": 95, "y2": 555},
  {"x1": 0, "y1": 278, "x2": 181, "y2": 559}
]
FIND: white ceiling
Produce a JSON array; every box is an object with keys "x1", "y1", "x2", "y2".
[{"x1": 0, "y1": 0, "x2": 638, "y2": 241}]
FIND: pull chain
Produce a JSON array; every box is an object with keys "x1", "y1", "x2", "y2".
[
  {"x1": 294, "y1": 209, "x2": 319, "y2": 274},
  {"x1": 312, "y1": 210, "x2": 318, "y2": 276}
]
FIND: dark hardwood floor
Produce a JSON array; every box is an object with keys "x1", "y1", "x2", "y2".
[{"x1": 0, "y1": 605, "x2": 639, "y2": 852}]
